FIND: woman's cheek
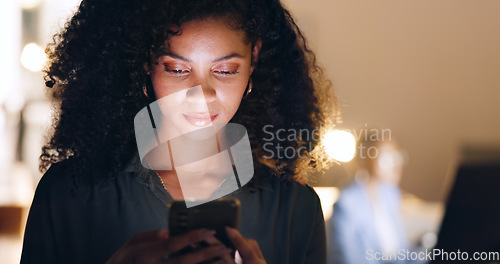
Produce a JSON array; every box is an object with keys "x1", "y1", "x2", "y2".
[
  {"x1": 227, "y1": 94, "x2": 245, "y2": 116},
  {"x1": 152, "y1": 82, "x2": 188, "y2": 98},
  {"x1": 219, "y1": 87, "x2": 245, "y2": 103}
]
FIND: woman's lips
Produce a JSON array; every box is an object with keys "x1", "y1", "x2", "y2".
[{"x1": 183, "y1": 113, "x2": 219, "y2": 127}]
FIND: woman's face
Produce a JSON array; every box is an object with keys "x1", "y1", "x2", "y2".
[{"x1": 148, "y1": 18, "x2": 260, "y2": 138}]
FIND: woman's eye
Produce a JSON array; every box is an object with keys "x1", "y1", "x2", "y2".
[
  {"x1": 163, "y1": 64, "x2": 190, "y2": 76},
  {"x1": 213, "y1": 69, "x2": 239, "y2": 76},
  {"x1": 166, "y1": 69, "x2": 186, "y2": 73},
  {"x1": 165, "y1": 69, "x2": 189, "y2": 75}
]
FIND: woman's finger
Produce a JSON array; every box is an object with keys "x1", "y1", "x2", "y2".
[
  {"x1": 128, "y1": 229, "x2": 169, "y2": 245},
  {"x1": 216, "y1": 252, "x2": 237, "y2": 264},
  {"x1": 213, "y1": 254, "x2": 237, "y2": 264},
  {"x1": 202, "y1": 233, "x2": 237, "y2": 264},
  {"x1": 165, "y1": 244, "x2": 232, "y2": 264},
  {"x1": 162, "y1": 229, "x2": 216, "y2": 255},
  {"x1": 225, "y1": 227, "x2": 257, "y2": 261},
  {"x1": 203, "y1": 233, "x2": 224, "y2": 246},
  {"x1": 125, "y1": 229, "x2": 219, "y2": 262},
  {"x1": 246, "y1": 239, "x2": 264, "y2": 259}
]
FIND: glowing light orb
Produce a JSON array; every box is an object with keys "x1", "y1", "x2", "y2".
[
  {"x1": 21, "y1": 0, "x2": 42, "y2": 10},
  {"x1": 323, "y1": 130, "x2": 356, "y2": 162},
  {"x1": 21, "y1": 43, "x2": 47, "y2": 72}
]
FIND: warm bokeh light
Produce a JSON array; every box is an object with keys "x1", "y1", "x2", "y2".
[
  {"x1": 323, "y1": 130, "x2": 357, "y2": 162},
  {"x1": 20, "y1": 43, "x2": 47, "y2": 72},
  {"x1": 313, "y1": 187, "x2": 340, "y2": 221},
  {"x1": 21, "y1": 0, "x2": 42, "y2": 10}
]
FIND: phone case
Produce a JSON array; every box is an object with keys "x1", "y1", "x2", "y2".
[{"x1": 168, "y1": 198, "x2": 241, "y2": 252}]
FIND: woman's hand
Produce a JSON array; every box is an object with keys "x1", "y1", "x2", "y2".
[
  {"x1": 106, "y1": 229, "x2": 233, "y2": 264},
  {"x1": 225, "y1": 227, "x2": 266, "y2": 264}
]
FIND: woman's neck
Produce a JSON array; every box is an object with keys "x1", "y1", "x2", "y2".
[
  {"x1": 157, "y1": 170, "x2": 228, "y2": 200},
  {"x1": 151, "y1": 128, "x2": 233, "y2": 200}
]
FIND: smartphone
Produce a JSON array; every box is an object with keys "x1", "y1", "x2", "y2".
[{"x1": 168, "y1": 198, "x2": 241, "y2": 257}]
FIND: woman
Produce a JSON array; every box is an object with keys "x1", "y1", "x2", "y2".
[{"x1": 21, "y1": 0, "x2": 336, "y2": 263}]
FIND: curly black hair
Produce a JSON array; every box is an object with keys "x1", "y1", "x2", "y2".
[{"x1": 42, "y1": 0, "x2": 338, "y2": 187}]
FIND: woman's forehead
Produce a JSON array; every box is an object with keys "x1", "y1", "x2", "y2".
[{"x1": 157, "y1": 19, "x2": 251, "y2": 59}]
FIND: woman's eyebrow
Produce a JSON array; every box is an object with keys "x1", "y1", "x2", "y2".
[
  {"x1": 159, "y1": 52, "x2": 192, "y2": 62},
  {"x1": 158, "y1": 51, "x2": 244, "y2": 63},
  {"x1": 212, "y1": 53, "x2": 244, "y2": 62}
]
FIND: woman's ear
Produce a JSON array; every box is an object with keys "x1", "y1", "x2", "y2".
[
  {"x1": 251, "y1": 39, "x2": 263, "y2": 70},
  {"x1": 143, "y1": 63, "x2": 151, "y2": 75}
]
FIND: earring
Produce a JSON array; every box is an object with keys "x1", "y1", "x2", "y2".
[
  {"x1": 143, "y1": 83, "x2": 150, "y2": 98},
  {"x1": 245, "y1": 78, "x2": 253, "y2": 97},
  {"x1": 143, "y1": 71, "x2": 152, "y2": 98}
]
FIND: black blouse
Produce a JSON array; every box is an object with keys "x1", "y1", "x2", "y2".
[{"x1": 20, "y1": 157, "x2": 326, "y2": 264}]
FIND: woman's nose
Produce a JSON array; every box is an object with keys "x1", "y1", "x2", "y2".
[{"x1": 186, "y1": 81, "x2": 216, "y2": 104}]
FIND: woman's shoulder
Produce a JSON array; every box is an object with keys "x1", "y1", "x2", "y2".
[
  {"x1": 254, "y1": 171, "x2": 322, "y2": 209},
  {"x1": 34, "y1": 159, "x2": 100, "y2": 200},
  {"x1": 35, "y1": 160, "x2": 75, "y2": 193},
  {"x1": 237, "y1": 170, "x2": 324, "y2": 228},
  {"x1": 277, "y1": 176, "x2": 320, "y2": 201}
]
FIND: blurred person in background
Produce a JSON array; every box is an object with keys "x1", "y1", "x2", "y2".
[{"x1": 328, "y1": 132, "x2": 410, "y2": 264}]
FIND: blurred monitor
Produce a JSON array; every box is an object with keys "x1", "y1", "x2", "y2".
[{"x1": 431, "y1": 148, "x2": 500, "y2": 263}]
